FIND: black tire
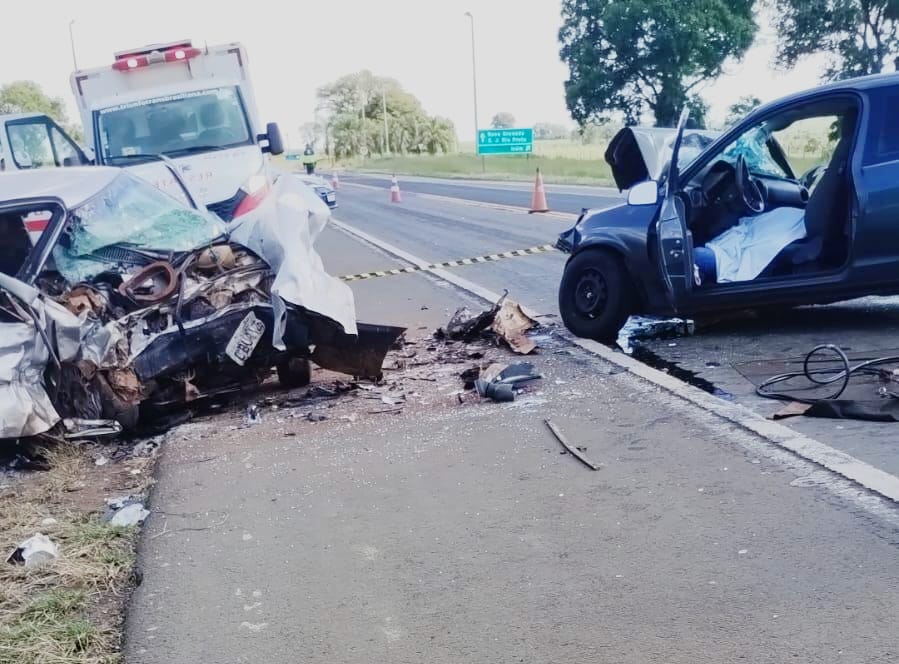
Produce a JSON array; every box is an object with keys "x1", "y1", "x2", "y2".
[
  {"x1": 277, "y1": 358, "x2": 312, "y2": 388},
  {"x1": 558, "y1": 249, "x2": 634, "y2": 342}
]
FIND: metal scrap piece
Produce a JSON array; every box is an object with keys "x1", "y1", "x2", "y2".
[
  {"x1": 492, "y1": 299, "x2": 538, "y2": 354},
  {"x1": 544, "y1": 419, "x2": 602, "y2": 471},
  {"x1": 443, "y1": 290, "x2": 508, "y2": 340},
  {"x1": 118, "y1": 261, "x2": 179, "y2": 304}
]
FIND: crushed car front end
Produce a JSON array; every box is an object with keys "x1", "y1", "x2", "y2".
[{"x1": 0, "y1": 167, "x2": 401, "y2": 440}]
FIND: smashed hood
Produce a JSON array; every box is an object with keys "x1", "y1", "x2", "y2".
[{"x1": 605, "y1": 126, "x2": 721, "y2": 192}]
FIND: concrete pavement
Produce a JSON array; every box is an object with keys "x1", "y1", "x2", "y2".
[
  {"x1": 325, "y1": 178, "x2": 899, "y2": 497},
  {"x1": 126, "y1": 204, "x2": 899, "y2": 663}
]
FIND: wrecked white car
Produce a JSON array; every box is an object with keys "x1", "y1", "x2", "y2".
[{"x1": 0, "y1": 167, "x2": 403, "y2": 440}]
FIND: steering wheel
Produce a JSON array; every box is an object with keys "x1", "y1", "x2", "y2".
[
  {"x1": 735, "y1": 154, "x2": 766, "y2": 215},
  {"x1": 799, "y1": 164, "x2": 826, "y2": 191}
]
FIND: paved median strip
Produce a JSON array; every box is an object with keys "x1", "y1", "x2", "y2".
[{"x1": 339, "y1": 243, "x2": 559, "y2": 282}]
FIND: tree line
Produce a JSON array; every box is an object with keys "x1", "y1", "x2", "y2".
[
  {"x1": 559, "y1": 0, "x2": 899, "y2": 129},
  {"x1": 311, "y1": 71, "x2": 455, "y2": 159}
]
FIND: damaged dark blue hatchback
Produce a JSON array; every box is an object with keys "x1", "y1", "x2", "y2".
[{"x1": 556, "y1": 73, "x2": 899, "y2": 341}]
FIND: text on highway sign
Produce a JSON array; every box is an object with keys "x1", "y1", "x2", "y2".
[{"x1": 477, "y1": 128, "x2": 533, "y2": 155}]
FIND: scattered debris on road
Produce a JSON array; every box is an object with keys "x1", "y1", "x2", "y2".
[
  {"x1": 109, "y1": 503, "x2": 150, "y2": 528},
  {"x1": 758, "y1": 344, "x2": 899, "y2": 421},
  {"x1": 492, "y1": 299, "x2": 539, "y2": 354},
  {"x1": 617, "y1": 316, "x2": 695, "y2": 354},
  {"x1": 6, "y1": 533, "x2": 59, "y2": 567},
  {"x1": 439, "y1": 291, "x2": 540, "y2": 354},
  {"x1": 475, "y1": 362, "x2": 543, "y2": 402},
  {"x1": 544, "y1": 419, "x2": 602, "y2": 471}
]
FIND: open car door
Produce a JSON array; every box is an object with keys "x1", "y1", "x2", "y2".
[
  {"x1": 0, "y1": 113, "x2": 90, "y2": 172},
  {"x1": 655, "y1": 108, "x2": 694, "y2": 313}
]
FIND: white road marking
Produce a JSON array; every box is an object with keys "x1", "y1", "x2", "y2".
[{"x1": 332, "y1": 217, "x2": 899, "y2": 506}]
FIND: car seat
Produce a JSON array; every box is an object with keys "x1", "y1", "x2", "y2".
[
  {"x1": 763, "y1": 109, "x2": 857, "y2": 277},
  {"x1": 802, "y1": 110, "x2": 857, "y2": 262},
  {"x1": 197, "y1": 102, "x2": 237, "y2": 146}
]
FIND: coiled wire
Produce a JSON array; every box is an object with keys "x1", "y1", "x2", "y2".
[{"x1": 756, "y1": 344, "x2": 899, "y2": 403}]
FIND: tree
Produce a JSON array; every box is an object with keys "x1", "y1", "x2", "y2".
[
  {"x1": 0, "y1": 80, "x2": 83, "y2": 144},
  {"x1": 316, "y1": 71, "x2": 457, "y2": 158},
  {"x1": 0, "y1": 81, "x2": 67, "y2": 119},
  {"x1": 533, "y1": 122, "x2": 570, "y2": 140},
  {"x1": 725, "y1": 95, "x2": 762, "y2": 126},
  {"x1": 423, "y1": 117, "x2": 456, "y2": 155},
  {"x1": 559, "y1": 0, "x2": 757, "y2": 127},
  {"x1": 490, "y1": 112, "x2": 515, "y2": 129},
  {"x1": 772, "y1": 0, "x2": 899, "y2": 80}
]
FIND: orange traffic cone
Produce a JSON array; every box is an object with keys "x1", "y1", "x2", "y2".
[
  {"x1": 389, "y1": 175, "x2": 403, "y2": 203},
  {"x1": 331, "y1": 171, "x2": 340, "y2": 190},
  {"x1": 529, "y1": 168, "x2": 549, "y2": 213}
]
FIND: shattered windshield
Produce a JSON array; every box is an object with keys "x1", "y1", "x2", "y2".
[
  {"x1": 52, "y1": 172, "x2": 226, "y2": 283},
  {"x1": 97, "y1": 86, "x2": 252, "y2": 164},
  {"x1": 720, "y1": 126, "x2": 788, "y2": 178}
]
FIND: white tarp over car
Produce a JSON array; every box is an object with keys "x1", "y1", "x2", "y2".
[{"x1": 229, "y1": 172, "x2": 357, "y2": 343}]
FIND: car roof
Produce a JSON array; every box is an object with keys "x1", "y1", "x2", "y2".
[
  {"x1": 0, "y1": 167, "x2": 121, "y2": 208},
  {"x1": 751, "y1": 72, "x2": 899, "y2": 117}
]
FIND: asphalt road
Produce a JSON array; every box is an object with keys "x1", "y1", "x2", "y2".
[
  {"x1": 331, "y1": 176, "x2": 899, "y2": 484},
  {"x1": 127, "y1": 214, "x2": 899, "y2": 663},
  {"x1": 339, "y1": 172, "x2": 622, "y2": 214}
]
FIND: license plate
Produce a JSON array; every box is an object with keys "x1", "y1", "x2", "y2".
[
  {"x1": 326, "y1": 193, "x2": 336, "y2": 202},
  {"x1": 225, "y1": 312, "x2": 266, "y2": 366}
]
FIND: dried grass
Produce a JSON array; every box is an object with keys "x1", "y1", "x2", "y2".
[{"x1": 0, "y1": 443, "x2": 140, "y2": 664}]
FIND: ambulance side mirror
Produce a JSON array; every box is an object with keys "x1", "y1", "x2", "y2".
[{"x1": 259, "y1": 122, "x2": 284, "y2": 155}]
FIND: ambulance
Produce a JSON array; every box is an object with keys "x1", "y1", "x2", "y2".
[{"x1": 1, "y1": 40, "x2": 284, "y2": 221}]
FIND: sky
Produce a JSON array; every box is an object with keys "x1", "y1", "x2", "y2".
[{"x1": 4, "y1": 1, "x2": 831, "y2": 147}]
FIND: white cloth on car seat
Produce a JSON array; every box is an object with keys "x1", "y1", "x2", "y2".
[{"x1": 706, "y1": 206, "x2": 806, "y2": 283}]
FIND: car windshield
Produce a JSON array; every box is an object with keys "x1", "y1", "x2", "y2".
[
  {"x1": 97, "y1": 86, "x2": 252, "y2": 163},
  {"x1": 52, "y1": 171, "x2": 226, "y2": 283},
  {"x1": 718, "y1": 126, "x2": 789, "y2": 178}
]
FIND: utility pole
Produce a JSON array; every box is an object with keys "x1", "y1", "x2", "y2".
[
  {"x1": 69, "y1": 20, "x2": 79, "y2": 70},
  {"x1": 382, "y1": 89, "x2": 390, "y2": 156},
  {"x1": 464, "y1": 12, "x2": 484, "y2": 173}
]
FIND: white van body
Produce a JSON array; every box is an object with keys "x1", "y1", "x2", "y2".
[{"x1": 70, "y1": 40, "x2": 283, "y2": 218}]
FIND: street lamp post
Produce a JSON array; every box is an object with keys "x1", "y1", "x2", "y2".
[
  {"x1": 382, "y1": 89, "x2": 390, "y2": 156},
  {"x1": 69, "y1": 20, "x2": 79, "y2": 70},
  {"x1": 464, "y1": 11, "x2": 484, "y2": 172}
]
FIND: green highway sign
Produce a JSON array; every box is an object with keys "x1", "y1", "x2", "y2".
[{"x1": 477, "y1": 127, "x2": 533, "y2": 155}]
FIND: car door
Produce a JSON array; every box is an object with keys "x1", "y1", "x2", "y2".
[
  {"x1": 854, "y1": 83, "x2": 899, "y2": 283},
  {"x1": 0, "y1": 114, "x2": 89, "y2": 171},
  {"x1": 655, "y1": 108, "x2": 694, "y2": 313}
]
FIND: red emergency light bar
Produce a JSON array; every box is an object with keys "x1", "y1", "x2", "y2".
[{"x1": 112, "y1": 41, "x2": 201, "y2": 72}]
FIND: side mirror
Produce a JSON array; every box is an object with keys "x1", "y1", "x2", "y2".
[
  {"x1": 627, "y1": 180, "x2": 658, "y2": 206},
  {"x1": 259, "y1": 122, "x2": 284, "y2": 155}
]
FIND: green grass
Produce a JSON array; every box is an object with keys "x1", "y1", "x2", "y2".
[
  {"x1": 0, "y1": 588, "x2": 114, "y2": 664},
  {"x1": 0, "y1": 443, "x2": 141, "y2": 664}
]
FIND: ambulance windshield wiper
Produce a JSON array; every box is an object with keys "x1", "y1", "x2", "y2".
[
  {"x1": 105, "y1": 153, "x2": 163, "y2": 165},
  {"x1": 165, "y1": 145, "x2": 228, "y2": 156}
]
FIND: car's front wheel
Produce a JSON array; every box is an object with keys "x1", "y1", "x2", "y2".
[{"x1": 559, "y1": 249, "x2": 634, "y2": 342}]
